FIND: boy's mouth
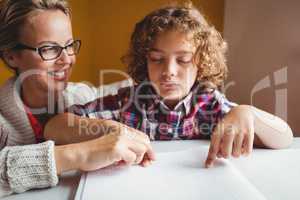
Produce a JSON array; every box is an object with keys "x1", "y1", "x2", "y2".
[{"x1": 160, "y1": 82, "x2": 180, "y2": 90}]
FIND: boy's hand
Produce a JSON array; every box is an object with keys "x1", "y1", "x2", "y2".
[{"x1": 205, "y1": 105, "x2": 255, "y2": 168}]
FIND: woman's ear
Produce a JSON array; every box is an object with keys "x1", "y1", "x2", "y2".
[{"x1": 2, "y1": 50, "x2": 19, "y2": 69}]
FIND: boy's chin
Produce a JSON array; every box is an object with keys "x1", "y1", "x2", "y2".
[{"x1": 160, "y1": 93, "x2": 185, "y2": 101}]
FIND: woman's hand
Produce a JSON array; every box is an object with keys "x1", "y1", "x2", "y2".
[
  {"x1": 205, "y1": 105, "x2": 255, "y2": 168},
  {"x1": 55, "y1": 122, "x2": 156, "y2": 174}
]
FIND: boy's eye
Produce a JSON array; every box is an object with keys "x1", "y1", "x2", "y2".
[
  {"x1": 148, "y1": 57, "x2": 164, "y2": 64},
  {"x1": 177, "y1": 57, "x2": 193, "y2": 64}
]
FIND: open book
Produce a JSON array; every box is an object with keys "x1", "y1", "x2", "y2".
[{"x1": 75, "y1": 146, "x2": 271, "y2": 200}]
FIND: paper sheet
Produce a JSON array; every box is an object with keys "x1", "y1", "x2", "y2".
[
  {"x1": 231, "y1": 148, "x2": 300, "y2": 200},
  {"x1": 76, "y1": 147, "x2": 266, "y2": 200}
]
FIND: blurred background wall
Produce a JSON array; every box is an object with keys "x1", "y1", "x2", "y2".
[
  {"x1": 0, "y1": 0, "x2": 224, "y2": 86},
  {"x1": 224, "y1": 0, "x2": 300, "y2": 136}
]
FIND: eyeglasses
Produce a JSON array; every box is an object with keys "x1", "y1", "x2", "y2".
[{"x1": 13, "y1": 40, "x2": 81, "y2": 61}]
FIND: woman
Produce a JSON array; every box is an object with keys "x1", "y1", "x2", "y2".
[{"x1": 0, "y1": 0, "x2": 154, "y2": 197}]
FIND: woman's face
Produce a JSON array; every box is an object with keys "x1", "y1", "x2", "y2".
[
  {"x1": 10, "y1": 10, "x2": 75, "y2": 95},
  {"x1": 147, "y1": 30, "x2": 198, "y2": 106}
]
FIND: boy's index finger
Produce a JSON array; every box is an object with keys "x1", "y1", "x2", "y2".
[{"x1": 205, "y1": 131, "x2": 222, "y2": 168}]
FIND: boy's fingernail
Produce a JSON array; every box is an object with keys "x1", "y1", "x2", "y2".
[
  {"x1": 143, "y1": 161, "x2": 151, "y2": 167},
  {"x1": 206, "y1": 159, "x2": 214, "y2": 168}
]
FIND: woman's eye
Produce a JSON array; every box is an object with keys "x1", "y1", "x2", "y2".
[{"x1": 40, "y1": 46, "x2": 59, "y2": 54}]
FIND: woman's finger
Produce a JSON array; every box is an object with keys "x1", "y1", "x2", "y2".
[
  {"x1": 124, "y1": 127, "x2": 156, "y2": 161},
  {"x1": 124, "y1": 125, "x2": 150, "y2": 144},
  {"x1": 145, "y1": 144, "x2": 156, "y2": 161},
  {"x1": 140, "y1": 154, "x2": 152, "y2": 167},
  {"x1": 119, "y1": 148, "x2": 137, "y2": 165},
  {"x1": 127, "y1": 139, "x2": 147, "y2": 164}
]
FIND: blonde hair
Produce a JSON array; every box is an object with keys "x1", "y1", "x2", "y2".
[
  {"x1": 122, "y1": 2, "x2": 228, "y2": 88},
  {"x1": 0, "y1": 0, "x2": 71, "y2": 72}
]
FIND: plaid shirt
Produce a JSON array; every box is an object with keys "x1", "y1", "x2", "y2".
[{"x1": 67, "y1": 82, "x2": 237, "y2": 140}]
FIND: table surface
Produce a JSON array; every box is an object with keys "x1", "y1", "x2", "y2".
[{"x1": 3, "y1": 138, "x2": 300, "y2": 200}]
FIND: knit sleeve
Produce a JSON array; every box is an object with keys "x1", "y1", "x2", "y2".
[{"x1": 0, "y1": 140, "x2": 58, "y2": 197}]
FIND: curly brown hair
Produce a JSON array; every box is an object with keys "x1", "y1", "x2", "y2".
[{"x1": 122, "y1": 2, "x2": 228, "y2": 89}]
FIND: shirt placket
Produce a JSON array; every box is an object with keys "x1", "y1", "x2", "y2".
[{"x1": 166, "y1": 111, "x2": 181, "y2": 139}]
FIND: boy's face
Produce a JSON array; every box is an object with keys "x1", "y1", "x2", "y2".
[{"x1": 147, "y1": 30, "x2": 198, "y2": 106}]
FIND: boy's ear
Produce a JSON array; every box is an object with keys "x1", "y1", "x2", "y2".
[{"x1": 2, "y1": 50, "x2": 19, "y2": 69}]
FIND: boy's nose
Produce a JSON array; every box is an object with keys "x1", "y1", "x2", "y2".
[{"x1": 162, "y1": 59, "x2": 178, "y2": 77}]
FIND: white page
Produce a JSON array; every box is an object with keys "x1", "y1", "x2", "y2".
[
  {"x1": 77, "y1": 147, "x2": 266, "y2": 200},
  {"x1": 231, "y1": 149, "x2": 300, "y2": 200}
]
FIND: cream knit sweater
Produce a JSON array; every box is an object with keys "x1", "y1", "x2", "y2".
[{"x1": 0, "y1": 77, "x2": 111, "y2": 197}]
